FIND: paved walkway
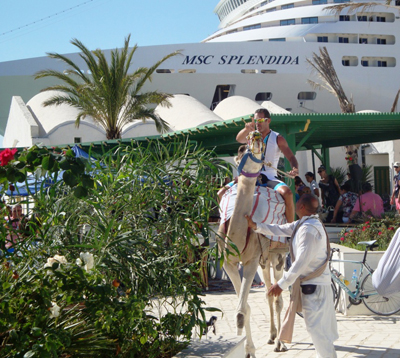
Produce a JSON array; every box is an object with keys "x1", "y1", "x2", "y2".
[{"x1": 200, "y1": 282, "x2": 400, "y2": 358}]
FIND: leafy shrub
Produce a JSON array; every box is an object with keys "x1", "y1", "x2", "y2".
[
  {"x1": 0, "y1": 141, "x2": 230, "y2": 357},
  {"x1": 338, "y1": 214, "x2": 400, "y2": 251}
]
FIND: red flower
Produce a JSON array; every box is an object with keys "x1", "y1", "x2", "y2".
[
  {"x1": 378, "y1": 232, "x2": 382, "y2": 235},
  {"x1": 389, "y1": 227, "x2": 394, "y2": 230},
  {"x1": 9, "y1": 184, "x2": 15, "y2": 192},
  {"x1": 345, "y1": 233, "x2": 349, "y2": 236},
  {"x1": 365, "y1": 221, "x2": 370, "y2": 224},
  {"x1": 350, "y1": 230, "x2": 353, "y2": 233},
  {"x1": 349, "y1": 157, "x2": 353, "y2": 161},
  {"x1": 0, "y1": 148, "x2": 17, "y2": 166},
  {"x1": 340, "y1": 237, "x2": 345, "y2": 241},
  {"x1": 362, "y1": 227, "x2": 366, "y2": 231},
  {"x1": 367, "y1": 225, "x2": 370, "y2": 228}
]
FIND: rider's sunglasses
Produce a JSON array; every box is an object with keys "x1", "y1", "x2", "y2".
[{"x1": 255, "y1": 118, "x2": 267, "y2": 123}]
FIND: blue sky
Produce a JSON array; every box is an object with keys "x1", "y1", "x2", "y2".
[{"x1": 0, "y1": 0, "x2": 220, "y2": 63}]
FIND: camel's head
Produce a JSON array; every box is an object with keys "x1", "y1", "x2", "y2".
[
  {"x1": 236, "y1": 131, "x2": 265, "y2": 178},
  {"x1": 246, "y1": 130, "x2": 265, "y2": 157}
]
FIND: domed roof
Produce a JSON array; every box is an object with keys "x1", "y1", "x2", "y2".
[
  {"x1": 155, "y1": 94, "x2": 223, "y2": 131},
  {"x1": 26, "y1": 90, "x2": 100, "y2": 134},
  {"x1": 214, "y1": 96, "x2": 290, "y2": 120}
]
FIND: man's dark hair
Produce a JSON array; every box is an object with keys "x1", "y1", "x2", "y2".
[
  {"x1": 362, "y1": 182, "x2": 372, "y2": 193},
  {"x1": 255, "y1": 108, "x2": 270, "y2": 118},
  {"x1": 341, "y1": 182, "x2": 351, "y2": 192},
  {"x1": 305, "y1": 171, "x2": 315, "y2": 179},
  {"x1": 299, "y1": 194, "x2": 319, "y2": 214}
]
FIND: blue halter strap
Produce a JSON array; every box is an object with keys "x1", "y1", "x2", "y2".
[{"x1": 237, "y1": 150, "x2": 265, "y2": 177}]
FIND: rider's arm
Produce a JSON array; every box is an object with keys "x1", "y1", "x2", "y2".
[
  {"x1": 277, "y1": 136, "x2": 299, "y2": 175},
  {"x1": 236, "y1": 118, "x2": 255, "y2": 143}
]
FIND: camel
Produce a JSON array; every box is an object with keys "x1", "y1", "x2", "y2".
[{"x1": 218, "y1": 131, "x2": 289, "y2": 358}]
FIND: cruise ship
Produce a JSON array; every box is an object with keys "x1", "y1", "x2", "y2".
[{"x1": 1, "y1": 0, "x2": 400, "y2": 135}]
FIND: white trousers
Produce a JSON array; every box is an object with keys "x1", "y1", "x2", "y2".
[{"x1": 302, "y1": 285, "x2": 339, "y2": 358}]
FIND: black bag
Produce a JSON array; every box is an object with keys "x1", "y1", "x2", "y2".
[{"x1": 301, "y1": 284, "x2": 317, "y2": 295}]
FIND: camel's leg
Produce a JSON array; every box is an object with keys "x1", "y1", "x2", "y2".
[
  {"x1": 268, "y1": 252, "x2": 288, "y2": 352},
  {"x1": 261, "y1": 252, "x2": 288, "y2": 352},
  {"x1": 224, "y1": 259, "x2": 258, "y2": 358},
  {"x1": 261, "y1": 259, "x2": 278, "y2": 345}
]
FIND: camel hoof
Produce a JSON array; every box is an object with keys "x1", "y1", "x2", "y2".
[
  {"x1": 237, "y1": 312, "x2": 245, "y2": 329},
  {"x1": 274, "y1": 343, "x2": 288, "y2": 352},
  {"x1": 267, "y1": 339, "x2": 274, "y2": 345}
]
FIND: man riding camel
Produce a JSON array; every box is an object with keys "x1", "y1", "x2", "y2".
[{"x1": 236, "y1": 108, "x2": 299, "y2": 222}]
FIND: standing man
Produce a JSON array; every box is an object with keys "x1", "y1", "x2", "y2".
[
  {"x1": 245, "y1": 194, "x2": 338, "y2": 357},
  {"x1": 390, "y1": 162, "x2": 400, "y2": 215},
  {"x1": 236, "y1": 108, "x2": 298, "y2": 222}
]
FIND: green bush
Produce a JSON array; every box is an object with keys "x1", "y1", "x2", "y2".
[
  {"x1": 0, "y1": 141, "x2": 230, "y2": 357},
  {"x1": 338, "y1": 214, "x2": 399, "y2": 251}
]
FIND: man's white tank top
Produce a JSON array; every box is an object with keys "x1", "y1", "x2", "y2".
[{"x1": 260, "y1": 130, "x2": 280, "y2": 180}]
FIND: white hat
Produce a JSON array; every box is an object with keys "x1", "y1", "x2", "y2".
[{"x1": 394, "y1": 162, "x2": 400, "y2": 167}]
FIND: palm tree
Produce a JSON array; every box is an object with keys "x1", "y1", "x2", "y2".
[
  {"x1": 35, "y1": 34, "x2": 180, "y2": 139},
  {"x1": 307, "y1": 46, "x2": 355, "y2": 113},
  {"x1": 307, "y1": 46, "x2": 358, "y2": 170}
]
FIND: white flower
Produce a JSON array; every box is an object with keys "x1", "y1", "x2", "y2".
[
  {"x1": 49, "y1": 302, "x2": 60, "y2": 318},
  {"x1": 79, "y1": 252, "x2": 94, "y2": 272},
  {"x1": 53, "y1": 255, "x2": 67, "y2": 264},
  {"x1": 76, "y1": 258, "x2": 83, "y2": 266},
  {"x1": 44, "y1": 255, "x2": 68, "y2": 271}
]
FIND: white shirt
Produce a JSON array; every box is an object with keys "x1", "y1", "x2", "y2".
[{"x1": 255, "y1": 215, "x2": 331, "y2": 289}]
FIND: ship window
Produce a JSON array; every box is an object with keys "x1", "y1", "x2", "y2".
[
  {"x1": 241, "y1": 69, "x2": 258, "y2": 74},
  {"x1": 227, "y1": 29, "x2": 238, "y2": 34},
  {"x1": 267, "y1": 7, "x2": 277, "y2": 12},
  {"x1": 255, "y1": 92, "x2": 272, "y2": 101},
  {"x1": 359, "y1": 38, "x2": 368, "y2": 44},
  {"x1": 281, "y1": 3, "x2": 294, "y2": 9},
  {"x1": 244, "y1": 24, "x2": 261, "y2": 31},
  {"x1": 210, "y1": 85, "x2": 234, "y2": 110},
  {"x1": 377, "y1": 16, "x2": 386, "y2": 22},
  {"x1": 377, "y1": 38, "x2": 386, "y2": 45},
  {"x1": 334, "y1": 0, "x2": 350, "y2": 3},
  {"x1": 339, "y1": 15, "x2": 350, "y2": 21},
  {"x1": 302, "y1": 17, "x2": 318, "y2": 24},
  {"x1": 358, "y1": 16, "x2": 368, "y2": 21},
  {"x1": 261, "y1": 70, "x2": 277, "y2": 74},
  {"x1": 261, "y1": 1, "x2": 268, "y2": 5},
  {"x1": 156, "y1": 69, "x2": 174, "y2": 73},
  {"x1": 318, "y1": 36, "x2": 328, "y2": 42},
  {"x1": 378, "y1": 61, "x2": 387, "y2": 67},
  {"x1": 178, "y1": 69, "x2": 196, "y2": 73},
  {"x1": 312, "y1": 0, "x2": 327, "y2": 4},
  {"x1": 269, "y1": 38, "x2": 285, "y2": 41},
  {"x1": 339, "y1": 37, "x2": 349, "y2": 43},
  {"x1": 281, "y1": 19, "x2": 295, "y2": 26},
  {"x1": 361, "y1": 60, "x2": 369, "y2": 67},
  {"x1": 342, "y1": 56, "x2": 358, "y2": 66},
  {"x1": 74, "y1": 137, "x2": 81, "y2": 144},
  {"x1": 298, "y1": 92, "x2": 316, "y2": 100}
]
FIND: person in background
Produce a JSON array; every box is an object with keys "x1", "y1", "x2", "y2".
[
  {"x1": 305, "y1": 171, "x2": 320, "y2": 202},
  {"x1": 318, "y1": 165, "x2": 340, "y2": 223},
  {"x1": 350, "y1": 182, "x2": 384, "y2": 221},
  {"x1": 390, "y1": 162, "x2": 400, "y2": 215},
  {"x1": 331, "y1": 182, "x2": 358, "y2": 223},
  {"x1": 5, "y1": 204, "x2": 24, "y2": 252},
  {"x1": 236, "y1": 108, "x2": 299, "y2": 222}
]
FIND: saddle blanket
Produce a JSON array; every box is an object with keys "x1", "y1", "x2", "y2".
[{"x1": 219, "y1": 184, "x2": 287, "y2": 243}]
